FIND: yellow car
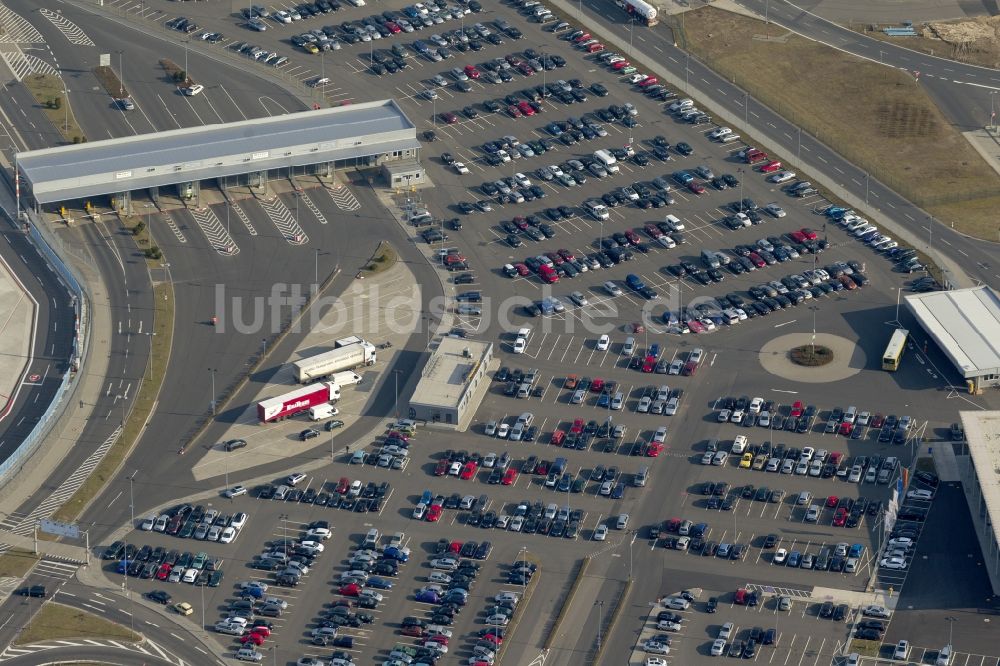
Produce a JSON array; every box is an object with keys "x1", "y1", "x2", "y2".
[
  {"x1": 303, "y1": 42, "x2": 319, "y2": 54},
  {"x1": 172, "y1": 602, "x2": 193, "y2": 616},
  {"x1": 739, "y1": 452, "x2": 753, "y2": 469}
]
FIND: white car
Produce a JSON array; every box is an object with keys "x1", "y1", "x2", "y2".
[
  {"x1": 512, "y1": 338, "x2": 526, "y2": 354},
  {"x1": 748, "y1": 397, "x2": 763, "y2": 413},
  {"x1": 717, "y1": 409, "x2": 731, "y2": 422},
  {"x1": 182, "y1": 84, "x2": 205, "y2": 96},
  {"x1": 764, "y1": 203, "x2": 786, "y2": 217},
  {"x1": 887, "y1": 537, "x2": 915, "y2": 550},
  {"x1": 597, "y1": 334, "x2": 610, "y2": 351},
  {"x1": 286, "y1": 472, "x2": 307, "y2": 486},
  {"x1": 657, "y1": 620, "x2": 682, "y2": 632},
  {"x1": 604, "y1": 282, "x2": 622, "y2": 297},
  {"x1": 773, "y1": 548, "x2": 788, "y2": 565},
  {"x1": 496, "y1": 423, "x2": 510, "y2": 438},
  {"x1": 664, "y1": 397, "x2": 679, "y2": 416},
  {"x1": 484, "y1": 421, "x2": 497, "y2": 436},
  {"x1": 662, "y1": 597, "x2": 689, "y2": 610},
  {"x1": 453, "y1": 162, "x2": 470, "y2": 175},
  {"x1": 593, "y1": 524, "x2": 608, "y2": 541},
  {"x1": 139, "y1": 515, "x2": 156, "y2": 531},
  {"x1": 569, "y1": 291, "x2": 589, "y2": 306},
  {"x1": 906, "y1": 489, "x2": 934, "y2": 501},
  {"x1": 862, "y1": 605, "x2": 892, "y2": 618},
  {"x1": 182, "y1": 567, "x2": 199, "y2": 583},
  {"x1": 711, "y1": 639, "x2": 726, "y2": 656},
  {"x1": 428, "y1": 572, "x2": 452, "y2": 584},
  {"x1": 482, "y1": 452, "x2": 497, "y2": 468},
  {"x1": 668, "y1": 360, "x2": 684, "y2": 375},
  {"x1": 496, "y1": 592, "x2": 520, "y2": 604},
  {"x1": 894, "y1": 640, "x2": 911, "y2": 660},
  {"x1": 412, "y1": 503, "x2": 427, "y2": 520},
  {"x1": 880, "y1": 556, "x2": 907, "y2": 570},
  {"x1": 709, "y1": 126, "x2": 732, "y2": 140},
  {"x1": 719, "y1": 622, "x2": 734, "y2": 640},
  {"x1": 219, "y1": 527, "x2": 237, "y2": 544},
  {"x1": 644, "y1": 641, "x2": 670, "y2": 655},
  {"x1": 769, "y1": 170, "x2": 796, "y2": 183},
  {"x1": 730, "y1": 409, "x2": 744, "y2": 423},
  {"x1": 647, "y1": 658, "x2": 669, "y2": 666},
  {"x1": 305, "y1": 527, "x2": 332, "y2": 541},
  {"x1": 652, "y1": 427, "x2": 667, "y2": 443}
]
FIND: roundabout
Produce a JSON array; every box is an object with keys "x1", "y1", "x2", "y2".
[{"x1": 758, "y1": 333, "x2": 867, "y2": 383}]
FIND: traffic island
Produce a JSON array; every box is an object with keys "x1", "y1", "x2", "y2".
[
  {"x1": 22, "y1": 74, "x2": 85, "y2": 144},
  {"x1": 15, "y1": 602, "x2": 140, "y2": 645},
  {"x1": 93, "y1": 65, "x2": 129, "y2": 99},
  {"x1": 790, "y1": 344, "x2": 834, "y2": 366}
]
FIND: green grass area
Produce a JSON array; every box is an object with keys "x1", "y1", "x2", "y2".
[
  {"x1": 22, "y1": 74, "x2": 85, "y2": 144},
  {"x1": 0, "y1": 549, "x2": 39, "y2": 578},
  {"x1": 364, "y1": 242, "x2": 398, "y2": 275},
  {"x1": 851, "y1": 639, "x2": 883, "y2": 658},
  {"x1": 672, "y1": 7, "x2": 1000, "y2": 240},
  {"x1": 16, "y1": 603, "x2": 139, "y2": 645},
  {"x1": 52, "y1": 282, "x2": 174, "y2": 523}
]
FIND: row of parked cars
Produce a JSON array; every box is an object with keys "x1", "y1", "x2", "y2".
[
  {"x1": 102, "y1": 539, "x2": 225, "y2": 586},
  {"x1": 136, "y1": 502, "x2": 249, "y2": 544}
]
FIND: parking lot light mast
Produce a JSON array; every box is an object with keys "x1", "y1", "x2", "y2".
[
  {"x1": 595, "y1": 600, "x2": 605, "y2": 650},
  {"x1": 946, "y1": 616, "x2": 957, "y2": 646},
  {"x1": 208, "y1": 367, "x2": 218, "y2": 415}
]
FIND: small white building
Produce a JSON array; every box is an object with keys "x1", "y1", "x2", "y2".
[{"x1": 408, "y1": 338, "x2": 493, "y2": 428}]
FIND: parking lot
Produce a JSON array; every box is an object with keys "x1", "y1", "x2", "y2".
[{"x1": 86, "y1": 0, "x2": 990, "y2": 664}]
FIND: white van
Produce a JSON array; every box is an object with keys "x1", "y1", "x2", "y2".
[
  {"x1": 731, "y1": 435, "x2": 748, "y2": 454},
  {"x1": 364, "y1": 528, "x2": 380, "y2": 547},
  {"x1": 616, "y1": 514, "x2": 630, "y2": 529}
]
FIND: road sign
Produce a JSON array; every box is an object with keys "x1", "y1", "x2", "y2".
[
  {"x1": 100, "y1": 53, "x2": 110, "y2": 67},
  {"x1": 40, "y1": 519, "x2": 80, "y2": 539}
]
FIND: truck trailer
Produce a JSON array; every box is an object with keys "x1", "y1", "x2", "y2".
[
  {"x1": 293, "y1": 342, "x2": 377, "y2": 383},
  {"x1": 257, "y1": 382, "x2": 341, "y2": 422},
  {"x1": 614, "y1": 0, "x2": 658, "y2": 25}
]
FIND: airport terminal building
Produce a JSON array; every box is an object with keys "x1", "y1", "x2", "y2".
[
  {"x1": 956, "y1": 410, "x2": 1000, "y2": 595},
  {"x1": 14, "y1": 99, "x2": 422, "y2": 213}
]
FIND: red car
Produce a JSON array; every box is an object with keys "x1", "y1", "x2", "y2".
[
  {"x1": 339, "y1": 583, "x2": 362, "y2": 597},
  {"x1": 516, "y1": 63, "x2": 534, "y2": 76},
  {"x1": 787, "y1": 230, "x2": 807, "y2": 244},
  {"x1": 464, "y1": 65, "x2": 481, "y2": 79},
  {"x1": 570, "y1": 419, "x2": 584, "y2": 434},
  {"x1": 402, "y1": 625, "x2": 425, "y2": 638},
  {"x1": 536, "y1": 460, "x2": 549, "y2": 475},
  {"x1": 587, "y1": 43, "x2": 604, "y2": 53},
  {"x1": 832, "y1": 508, "x2": 848, "y2": 527},
  {"x1": 240, "y1": 632, "x2": 265, "y2": 646},
  {"x1": 642, "y1": 355, "x2": 656, "y2": 372},
  {"x1": 688, "y1": 181, "x2": 706, "y2": 194},
  {"x1": 441, "y1": 112, "x2": 458, "y2": 124},
  {"x1": 449, "y1": 541, "x2": 462, "y2": 554},
  {"x1": 538, "y1": 265, "x2": 558, "y2": 283},
  {"x1": 744, "y1": 149, "x2": 768, "y2": 164},
  {"x1": 426, "y1": 634, "x2": 450, "y2": 646},
  {"x1": 826, "y1": 495, "x2": 839, "y2": 508},
  {"x1": 572, "y1": 32, "x2": 592, "y2": 43},
  {"x1": 829, "y1": 451, "x2": 843, "y2": 466},
  {"x1": 502, "y1": 468, "x2": 518, "y2": 485},
  {"x1": 513, "y1": 215, "x2": 529, "y2": 230},
  {"x1": 545, "y1": 252, "x2": 564, "y2": 265},
  {"x1": 506, "y1": 54, "x2": 525, "y2": 66},
  {"x1": 514, "y1": 262, "x2": 530, "y2": 276},
  {"x1": 459, "y1": 461, "x2": 478, "y2": 480},
  {"x1": 507, "y1": 105, "x2": 522, "y2": 118},
  {"x1": 623, "y1": 229, "x2": 641, "y2": 245},
  {"x1": 433, "y1": 460, "x2": 449, "y2": 476},
  {"x1": 336, "y1": 477, "x2": 350, "y2": 494},
  {"x1": 646, "y1": 442, "x2": 663, "y2": 457},
  {"x1": 426, "y1": 505, "x2": 443, "y2": 522},
  {"x1": 839, "y1": 421, "x2": 853, "y2": 436},
  {"x1": 687, "y1": 319, "x2": 705, "y2": 333},
  {"x1": 789, "y1": 401, "x2": 804, "y2": 417},
  {"x1": 385, "y1": 21, "x2": 402, "y2": 33},
  {"x1": 870, "y1": 414, "x2": 885, "y2": 428},
  {"x1": 156, "y1": 563, "x2": 172, "y2": 581},
  {"x1": 482, "y1": 633, "x2": 503, "y2": 646},
  {"x1": 611, "y1": 60, "x2": 630, "y2": 70},
  {"x1": 638, "y1": 76, "x2": 658, "y2": 87},
  {"x1": 760, "y1": 160, "x2": 782, "y2": 173},
  {"x1": 800, "y1": 227, "x2": 818, "y2": 240},
  {"x1": 249, "y1": 626, "x2": 271, "y2": 638},
  {"x1": 590, "y1": 378, "x2": 604, "y2": 393},
  {"x1": 557, "y1": 248, "x2": 575, "y2": 261},
  {"x1": 517, "y1": 101, "x2": 536, "y2": 116},
  {"x1": 550, "y1": 429, "x2": 566, "y2": 446},
  {"x1": 644, "y1": 223, "x2": 663, "y2": 238},
  {"x1": 665, "y1": 518, "x2": 682, "y2": 533},
  {"x1": 748, "y1": 252, "x2": 766, "y2": 268}
]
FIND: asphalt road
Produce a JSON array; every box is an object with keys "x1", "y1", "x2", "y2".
[
  {"x1": 732, "y1": 0, "x2": 1000, "y2": 131},
  {"x1": 570, "y1": 0, "x2": 1000, "y2": 289},
  {"x1": 0, "y1": 225, "x2": 75, "y2": 468}
]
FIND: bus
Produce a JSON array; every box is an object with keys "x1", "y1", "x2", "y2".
[{"x1": 882, "y1": 328, "x2": 908, "y2": 371}]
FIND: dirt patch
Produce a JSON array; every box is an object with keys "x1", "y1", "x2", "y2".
[
  {"x1": 92, "y1": 65, "x2": 128, "y2": 99},
  {"x1": 16, "y1": 603, "x2": 140, "y2": 645},
  {"x1": 673, "y1": 6, "x2": 1000, "y2": 240},
  {"x1": 790, "y1": 345, "x2": 834, "y2": 367}
]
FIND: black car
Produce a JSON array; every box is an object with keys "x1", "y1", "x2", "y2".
[{"x1": 147, "y1": 589, "x2": 172, "y2": 604}]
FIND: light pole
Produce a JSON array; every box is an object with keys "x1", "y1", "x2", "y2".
[
  {"x1": 393, "y1": 370, "x2": 402, "y2": 420},
  {"x1": 61, "y1": 89, "x2": 69, "y2": 132},
  {"x1": 744, "y1": 91, "x2": 749, "y2": 126},
  {"x1": 315, "y1": 248, "x2": 320, "y2": 285},
  {"x1": 685, "y1": 52, "x2": 690, "y2": 92},
  {"x1": 595, "y1": 600, "x2": 605, "y2": 650},
  {"x1": 865, "y1": 172, "x2": 870, "y2": 205},
  {"x1": 945, "y1": 616, "x2": 957, "y2": 647},
  {"x1": 208, "y1": 368, "x2": 218, "y2": 415},
  {"x1": 118, "y1": 50, "x2": 124, "y2": 97},
  {"x1": 128, "y1": 472, "x2": 136, "y2": 528},
  {"x1": 797, "y1": 126, "x2": 801, "y2": 159},
  {"x1": 628, "y1": 531, "x2": 636, "y2": 580},
  {"x1": 184, "y1": 39, "x2": 189, "y2": 81},
  {"x1": 810, "y1": 305, "x2": 819, "y2": 354}
]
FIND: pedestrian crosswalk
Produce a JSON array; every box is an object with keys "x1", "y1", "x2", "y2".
[
  {"x1": 0, "y1": 46, "x2": 57, "y2": 81},
  {"x1": 1, "y1": 637, "x2": 188, "y2": 665},
  {"x1": 0, "y1": 4, "x2": 44, "y2": 43},
  {"x1": 32, "y1": 558, "x2": 78, "y2": 582},
  {"x1": 39, "y1": 9, "x2": 94, "y2": 47},
  {"x1": 0, "y1": 428, "x2": 119, "y2": 555},
  {"x1": 258, "y1": 195, "x2": 309, "y2": 245},
  {"x1": 327, "y1": 183, "x2": 361, "y2": 211},
  {"x1": 189, "y1": 206, "x2": 239, "y2": 255}
]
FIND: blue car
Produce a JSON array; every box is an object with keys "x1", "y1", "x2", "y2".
[
  {"x1": 824, "y1": 206, "x2": 847, "y2": 218},
  {"x1": 672, "y1": 170, "x2": 694, "y2": 185},
  {"x1": 116, "y1": 559, "x2": 130, "y2": 574},
  {"x1": 415, "y1": 590, "x2": 439, "y2": 604},
  {"x1": 420, "y1": 490, "x2": 433, "y2": 506},
  {"x1": 787, "y1": 550, "x2": 802, "y2": 568},
  {"x1": 649, "y1": 343, "x2": 660, "y2": 358},
  {"x1": 367, "y1": 577, "x2": 394, "y2": 590},
  {"x1": 848, "y1": 544, "x2": 864, "y2": 558},
  {"x1": 597, "y1": 393, "x2": 610, "y2": 408},
  {"x1": 383, "y1": 546, "x2": 409, "y2": 562}
]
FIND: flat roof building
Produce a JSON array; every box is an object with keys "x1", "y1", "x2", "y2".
[
  {"x1": 408, "y1": 337, "x2": 494, "y2": 430},
  {"x1": 905, "y1": 286, "x2": 1000, "y2": 392},
  {"x1": 956, "y1": 410, "x2": 1000, "y2": 594},
  {"x1": 15, "y1": 100, "x2": 421, "y2": 208}
]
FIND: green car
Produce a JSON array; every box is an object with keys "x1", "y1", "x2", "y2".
[
  {"x1": 621, "y1": 65, "x2": 637, "y2": 75},
  {"x1": 192, "y1": 551, "x2": 208, "y2": 570}
]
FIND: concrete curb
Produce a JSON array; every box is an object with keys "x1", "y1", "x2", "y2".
[
  {"x1": 590, "y1": 578, "x2": 633, "y2": 665},
  {"x1": 543, "y1": 556, "x2": 589, "y2": 650}
]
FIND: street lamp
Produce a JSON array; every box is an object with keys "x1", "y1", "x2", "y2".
[
  {"x1": 809, "y1": 305, "x2": 819, "y2": 354},
  {"x1": 315, "y1": 248, "x2": 321, "y2": 285},
  {"x1": 628, "y1": 531, "x2": 637, "y2": 580},
  {"x1": 61, "y1": 89, "x2": 69, "y2": 131},
  {"x1": 595, "y1": 600, "x2": 605, "y2": 650},
  {"x1": 118, "y1": 50, "x2": 125, "y2": 98},
  {"x1": 393, "y1": 370, "x2": 403, "y2": 420},
  {"x1": 945, "y1": 616, "x2": 957, "y2": 647},
  {"x1": 208, "y1": 367, "x2": 218, "y2": 415}
]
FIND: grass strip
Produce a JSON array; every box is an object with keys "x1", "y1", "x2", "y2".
[
  {"x1": 92, "y1": 65, "x2": 128, "y2": 99},
  {"x1": 15, "y1": 602, "x2": 140, "y2": 645},
  {"x1": 364, "y1": 241, "x2": 398, "y2": 275},
  {"x1": 51, "y1": 281, "x2": 174, "y2": 523},
  {"x1": 22, "y1": 74, "x2": 86, "y2": 144},
  {"x1": 0, "y1": 548, "x2": 40, "y2": 578},
  {"x1": 671, "y1": 6, "x2": 1000, "y2": 240}
]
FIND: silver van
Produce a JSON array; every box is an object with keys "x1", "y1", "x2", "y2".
[
  {"x1": 616, "y1": 514, "x2": 630, "y2": 529},
  {"x1": 273, "y1": 485, "x2": 290, "y2": 500},
  {"x1": 623, "y1": 337, "x2": 636, "y2": 355},
  {"x1": 634, "y1": 466, "x2": 649, "y2": 487},
  {"x1": 350, "y1": 450, "x2": 366, "y2": 465},
  {"x1": 364, "y1": 528, "x2": 380, "y2": 547}
]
